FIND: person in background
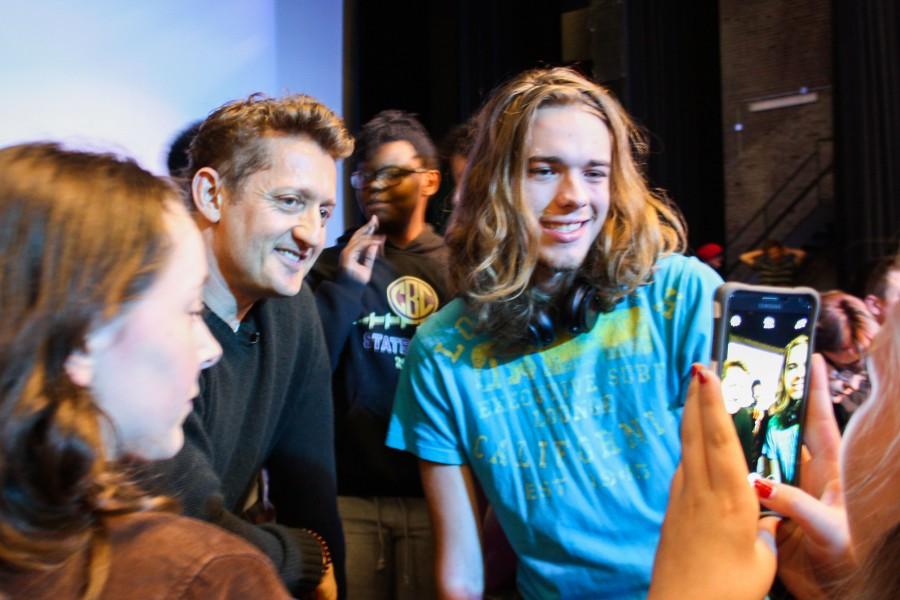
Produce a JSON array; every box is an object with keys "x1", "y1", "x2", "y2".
[
  {"x1": 695, "y1": 242, "x2": 724, "y2": 272},
  {"x1": 739, "y1": 240, "x2": 806, "y2": 286},
  {"x1": 0, "y1": 143, "x2": 291, "y2": 599},
  {"x1": 862, "y1": 253, "x2": 900, "y2": 325},
  {"x1": 309, "y1": 110, "x2": 449, "y2": 600},
  {"x1": 166, "y1": 120, "x2": 202, "y2": 178},
  {"x1": 142, "y1": 93, "x2": 353, "y2": 599},
  {"x1": 721, "y1": 360, "x2": 755, "y2": 462},
  {"x1": 386, "y1": 67, "x2": 721, "y2": 599},
  {"x1": 649, "y1": 301, "x2": 900, "y2": 600},
  {"x1": 814, "y1": 290, "x2": 879, "y2": 430},
  {"x1": 442, "y1": 119, "x2": 478, "y2": 207},
  {"x1": 749, "y1": 379, "x2": 766, "y2": 434},
  {"x1": 422, "y1": 119, "x2": 478, "y2": 233}
]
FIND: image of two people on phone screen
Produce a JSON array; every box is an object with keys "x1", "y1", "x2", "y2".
[{"x1": 721, "y1": 333, "x2": 809, "y2": 484}]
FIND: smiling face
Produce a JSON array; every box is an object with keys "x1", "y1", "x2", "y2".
[
  {"x1": 214, "y1": 135, "x2": 337, "y2": 299},
  {"x1": 782, "y1": 339, "x2": 809, "y2": 400},
  {"x1": 87, "y1": 206, "x2": 222, "y2": 460},
  {"x1": 722, "y1": 365, "x2": 752, "y2": 413},
  {"x1": 522, "y1": 104, "x2": 612, "y2": 273}
]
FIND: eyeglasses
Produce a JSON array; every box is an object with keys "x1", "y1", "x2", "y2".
[{"x1": 350, "y1": 165, "x2": 432, "y2": 190}]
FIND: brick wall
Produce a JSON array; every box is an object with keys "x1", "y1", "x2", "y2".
[{"x1": 719, "y1": 0, "x2": 833, "y2": 259}]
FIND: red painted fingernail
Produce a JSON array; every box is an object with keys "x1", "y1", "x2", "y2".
[
  {"x1": 691, "y1": 365, "x2": 707, "y2": 383},
  {"x1": 754, "y1": 478, "x2": 775, "y2": 499}
]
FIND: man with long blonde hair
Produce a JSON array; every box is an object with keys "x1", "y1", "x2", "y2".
[
  {"x1": 386, "y1": 67, "x2": 722, "y2": 598},
  {"x1": 758, "y1": 334, "x2": 809, "y2": 483}
]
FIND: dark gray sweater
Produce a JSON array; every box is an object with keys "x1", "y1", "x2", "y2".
[{"x1": 141, "y1": 286, "x2": 343, "y2": 597}]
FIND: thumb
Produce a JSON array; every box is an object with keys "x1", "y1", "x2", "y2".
[
  {"x1": 754, "y1": 515, "x2": 779, "y2": 575},
  {"x1": 758, "y1": 481, "x2": 844, "y2": 549},
  {"x1": 756, "y1": 516, "x2": 779, "y2": 560},
  {"x1": 819, "y1": 479, "x2": 843, "y2": 507}
]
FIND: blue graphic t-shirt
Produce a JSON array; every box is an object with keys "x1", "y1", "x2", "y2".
[
  {"x1": 386, "y1": 255, "x2": 721, "y2": 599},
  {"x1": 762, "y1": 415, "x2": 799, "y2": 483}
]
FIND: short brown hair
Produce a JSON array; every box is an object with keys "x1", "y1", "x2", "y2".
[
  {"x1": 815, "y1": 290, "x2": 879, "y2": 356},
  {"x1": 864, "y1": 253, "x2": 900, "y2": 300},
  {"x1": 189, "y1": 93, "x2": 353, "y2": 191}
]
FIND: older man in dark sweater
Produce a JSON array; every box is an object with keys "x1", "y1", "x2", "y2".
[{"x1": 143, "y1": 94, "x2": 353, "y2": 599}]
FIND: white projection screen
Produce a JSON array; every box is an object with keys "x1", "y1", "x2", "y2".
[{"x1": 0, "y1": 0, "x2": 347, "y2": 242}]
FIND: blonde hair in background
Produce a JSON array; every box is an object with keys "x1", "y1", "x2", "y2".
[{"x1": 842, "y1": 301, "x2": 900, "y2": 599}]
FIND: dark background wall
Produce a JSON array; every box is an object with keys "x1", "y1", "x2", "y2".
[
  {"x1": 719, "y1": 0, "x2": 834, "y2": 284},
  {"x1": 833, "y1": 0, "x2": 899, "y2": 291},
  {"x1": 345, "y1": 0, "x2": 899, "y2": 290},
  {"x1": 345, "y1": 0, "x2": 724, "y2": 249},
  {"x1": 345, "y1": 0, "x2": 562, "y2": 149},
  {"x1": 344, "y1": 0, "x2": 563, "y2": 228},
  {"x1": 622, "y1": 1, "x2": 725, "y2": 253}
]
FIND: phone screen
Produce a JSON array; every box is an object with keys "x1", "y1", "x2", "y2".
[{"x1": 719, "y1": 289, "x2": 817, "y2": 486}]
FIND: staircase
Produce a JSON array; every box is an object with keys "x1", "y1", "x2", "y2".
[{"x1": 725, "y1": 138, "x2": 835, "y2": 288}]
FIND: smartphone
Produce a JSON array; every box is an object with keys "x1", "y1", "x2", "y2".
[{"x1": 712, "y1": 283, "x2": 820, "y2": 487}]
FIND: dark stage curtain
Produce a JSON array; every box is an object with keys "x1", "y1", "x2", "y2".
[
  {"x1": 623, "y1": 1, "x2": 725, "y2": 253},
  {"x1": 348, "y1": 1, "x2": 724, "y2": 247},
  {"x1": 833, "y1": 0, "x2": 900, "y2": 285},
  {"x1": 347, "y1": 0, "x2": 561, "y2": 143},
  {"x1": 346, "y1": 0, "x2": 562, "y2": 229}
]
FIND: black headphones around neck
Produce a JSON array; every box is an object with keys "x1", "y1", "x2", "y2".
[{"x1": 526, "y1": 280, "x2": 603, "y2": 348}]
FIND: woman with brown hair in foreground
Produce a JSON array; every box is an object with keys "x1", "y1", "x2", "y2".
[
  {"x1": 649, "y1": 302, "x2": 900, "y2": 599},
  {"x1": 0, "y1": 143, "x2": 290, "y2": 599}
]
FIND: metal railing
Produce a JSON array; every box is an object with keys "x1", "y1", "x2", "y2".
[{"x1": 725, "y1": 138, "x2": 834, "y2": 277}]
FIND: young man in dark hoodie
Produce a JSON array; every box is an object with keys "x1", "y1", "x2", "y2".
[{"x1": 309, "y1": 110, "x2": 450, "y2": 600}]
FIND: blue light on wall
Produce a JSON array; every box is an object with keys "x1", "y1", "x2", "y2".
[{"x1": 0, "y1": 0, "x2": 347, "y2": 243}]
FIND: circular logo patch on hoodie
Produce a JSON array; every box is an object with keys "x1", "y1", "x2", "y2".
[{"x1": 386, "y1": 276, "x2": 439, "y2": 325}]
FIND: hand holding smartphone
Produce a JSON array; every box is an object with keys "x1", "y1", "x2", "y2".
[{"x1": 712, "y1": 283, "x2": 820, "y2": 487}]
